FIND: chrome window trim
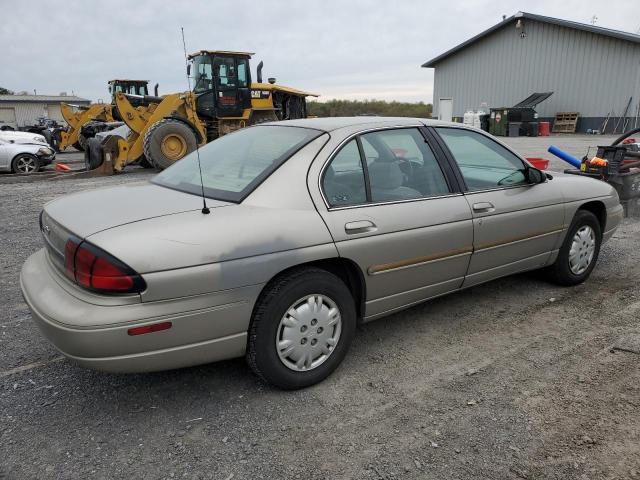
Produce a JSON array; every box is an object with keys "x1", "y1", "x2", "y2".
[
  {"x1": 460, "y1": 183, "x2": 534, "y2": 195},
  {"x1": 325, "y1": 192, "x2": 465, "y2": 211},
  {"x1": 318, "y1": 124, "x2": 458, "y2": 211}
]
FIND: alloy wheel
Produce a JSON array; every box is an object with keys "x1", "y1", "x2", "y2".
[{"x1": 15, "y1": 155, "x2": 37, "y2": 174}]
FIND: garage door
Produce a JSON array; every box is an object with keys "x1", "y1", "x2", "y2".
[
  {"x1": 46, "y1": 104, "x2": 65, "y2": 122},
  {"x1": 0, "y1": 107, "x2": 16, "y2": 128}
]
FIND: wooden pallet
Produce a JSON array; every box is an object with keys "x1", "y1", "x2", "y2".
[{"x1": 553, "y1": 112, "x2": 579, "y2": 133}]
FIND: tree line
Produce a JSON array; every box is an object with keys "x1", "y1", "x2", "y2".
[{"x1": 308, "y1": 99, "x2": 432, "y2": 118}]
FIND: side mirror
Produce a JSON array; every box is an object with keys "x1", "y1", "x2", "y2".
[
  {"x1": 526, "y1": 167, "x2": 546, "y2": 184},
  {"x1": 186, "y1": 64, "x2": 191, "y2": 76}
]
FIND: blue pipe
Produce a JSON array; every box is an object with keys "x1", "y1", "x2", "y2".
[{"x1": 547, "y1": 145, "x2": 582, "y2": 168}]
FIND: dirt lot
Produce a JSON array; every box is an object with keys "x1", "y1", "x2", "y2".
[{"x1": 1, "y1": 143, "x2": 639, "y2": 480}]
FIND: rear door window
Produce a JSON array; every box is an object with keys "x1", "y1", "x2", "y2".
[
  {"x1": 322, "y1": 140, "x2": 367, "y2": 207},
  {"x1": 360, "y1": 128, "x2": 450, "y2": 202}
]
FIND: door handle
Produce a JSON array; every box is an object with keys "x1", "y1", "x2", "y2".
[
  {"x1": 472, "y1": 202, "x2": 495, "y2": 213},
  {"x1": 345, "y1": 220, "x2": 377, "y2": 234}
]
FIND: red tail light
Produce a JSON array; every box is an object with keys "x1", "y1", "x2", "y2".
[{"x1": 63, "y1": 237, "x2": 145, "y2": 294}]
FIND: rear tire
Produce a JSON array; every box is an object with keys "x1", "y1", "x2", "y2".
[
  {"x1": 546, "y1": 210, "x2": 602, "y2": 286},
  {"x1": 77, "y1": 133, "x2": 88, "y2": 151},
  {"x1": 11, "y1": 153, "x2": 41, "y2": 174},
  {"x1": 143, "y1": 119, "x2": 197, "y2": 170},
  {"x1": 247, "y1": 267, "x2": 356, "y2": 389},
  {"x1": 84, "y1": 138, "x2": 104, "y2": 170},
  {"x1": 138, "y1": 155, "x2": 154, "y2": 169}
]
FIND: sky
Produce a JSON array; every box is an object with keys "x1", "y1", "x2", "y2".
[{"x1": 1, "y1": 0, "x2": 638, "y2": 104}]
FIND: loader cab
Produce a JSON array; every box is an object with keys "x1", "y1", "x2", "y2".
[
  {"x1": 108, "y1": 80, "x2": 149, "y2": 103},
  {"x1": 188, "y1": 51, "x2": 253, "y2": 119}
]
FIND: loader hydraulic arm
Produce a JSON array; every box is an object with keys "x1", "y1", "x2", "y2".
[
  {"x1": 112, "y1": 92, "x2": 206, "y2": 168},
  {"x1": 58, "y1": 103, "x2": 113, "y2": 151}
]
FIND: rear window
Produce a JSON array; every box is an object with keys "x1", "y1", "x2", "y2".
[{"x1": 152, "y1": 125, "x2": 322, "y2": 202}]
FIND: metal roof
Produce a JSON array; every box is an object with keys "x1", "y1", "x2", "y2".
[
  {"x1": 0, "y1": 94, "x2": 91, "y2": 103},
  {"x1": 422, "y1": 11, "x2": 640, "y2": 67}
]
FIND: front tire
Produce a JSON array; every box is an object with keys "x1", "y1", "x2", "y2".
[
  {"x1": 11, "y1": 153, "x2": 41, "y2": 174},
  {"x1": 143, "y1": 119, "x2": 197, "y2": 170},
  {"x1": 546, "y1": 210, "x2": 602, "y2": 286},
  {"x1": 247, "y1": 267, "x2": 356, "y2": 389}
]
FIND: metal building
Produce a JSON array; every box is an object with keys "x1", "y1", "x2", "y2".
[
  {"x1": 0, "y1": 93, "x2": 90, "y2": 129},
  {"x1": 422, "y1": 12, "x2": 640, "y2": 133}
]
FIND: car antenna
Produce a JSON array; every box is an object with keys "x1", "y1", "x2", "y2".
[{"x1": 181, "y1": 27, "x2": 209, "y2": 214}]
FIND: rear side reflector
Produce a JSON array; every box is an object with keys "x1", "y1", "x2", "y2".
[
  {"x1": 63, "y1": 238, "x2": 145, "y2": 294},
  {"x1": 128, "y1": 322, "x2": 172, "y2": 336}
]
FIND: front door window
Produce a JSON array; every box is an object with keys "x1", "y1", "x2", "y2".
[{"x1": 436, "y1": 128, "x2": 527, "y2": 191}]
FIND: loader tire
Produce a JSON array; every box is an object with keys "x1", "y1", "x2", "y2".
[
  {"x1": 78, "y1": 134, "x2": 89, "y2": 151},
  {"x1": 138, "y1": 155, "x2": 154, "y2": 169},
  {"x1": 84, "y1": 138, "x2": 104, "y2": 170},
  {"x1": 143, "y1": 119, "x2": 197, "y2": 170}
]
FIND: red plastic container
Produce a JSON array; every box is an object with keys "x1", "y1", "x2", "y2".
[
  {"x1": 539, "y1": 121, "x2": 550, "y2": 136},
  {"x1": 526, "y1": 158, "x2": 550, "y2": 170}
]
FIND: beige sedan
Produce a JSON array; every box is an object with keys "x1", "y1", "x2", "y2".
[{"x1": 21, "y1": 117, "x2": 623, "y2": 389}]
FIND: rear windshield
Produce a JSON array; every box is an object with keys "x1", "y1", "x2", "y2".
[{"x1": 152, "y1": 125, "x2": 323, "y2": 202}]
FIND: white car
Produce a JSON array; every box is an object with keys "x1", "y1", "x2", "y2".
[
  {"x1": 0, "y1": 130, "x2": 49, "y2": 146},
  {"x1": 0, "y1": 138, "x2": 55, "y2": 174}
]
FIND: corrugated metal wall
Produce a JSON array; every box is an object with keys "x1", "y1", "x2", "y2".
[
  {"x1": 431, "y1": 19, "x2": 640, "y2": 121},
  {"x1": 45, "y1": 104, "x2": 65, "y2": 122},
  {"x1": 7, "y1": 102, "x2": 47, "y2": 127},
  {"x1": 0, "y1": 102, "x2": 66, "y2": 126}
]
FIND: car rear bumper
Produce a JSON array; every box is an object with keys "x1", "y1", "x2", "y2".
[{"x1": 20, "y1": 249, "x2": 260, "y2": 373}]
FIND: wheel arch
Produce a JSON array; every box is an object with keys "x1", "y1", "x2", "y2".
[
  {"x1": 254, "y1": 257, "x2": 367, "y2": 321},
  {"x1": 578, "y1": 200, "x2": 606, "y2": 233}
]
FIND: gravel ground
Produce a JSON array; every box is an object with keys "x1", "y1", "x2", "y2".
[{"x1": 1, "y1": 146, "x2": 640, "y2": 479}]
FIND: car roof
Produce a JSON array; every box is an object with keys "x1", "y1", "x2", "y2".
[{"x1": 271, "y1": 116, "x2": 460, "y2": 132}]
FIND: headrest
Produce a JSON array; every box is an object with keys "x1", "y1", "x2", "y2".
[{"x1": 368, "y1": 161, "x2": 403, "y2": 189}]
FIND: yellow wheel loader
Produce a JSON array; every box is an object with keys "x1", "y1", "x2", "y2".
[
  {"x1": 57, "y1": 79, "x2": 152, "y2": 152},
  {"x1": 91, "y1": 51, "x2": 318, "y2": 172}
]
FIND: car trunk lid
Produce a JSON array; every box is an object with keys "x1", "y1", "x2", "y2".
[
  {"x1": 40, "y1": 183, "x2": 231, "y2": 278},
  {"x1": 43, "y1": 183, "x2": 230, "y2": 238}
]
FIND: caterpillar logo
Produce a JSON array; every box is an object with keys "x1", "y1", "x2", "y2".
[{"x1": 251, "y1": 90, "x2": 271, "y2": 99}]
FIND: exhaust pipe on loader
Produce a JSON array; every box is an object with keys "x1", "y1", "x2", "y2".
[{"x1": 256, "y1": 61, "x2": 263, "y2": 83}]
